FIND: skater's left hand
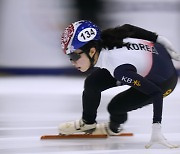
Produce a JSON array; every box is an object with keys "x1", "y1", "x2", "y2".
[
  {"x1": 145, "y1": 123, "x2": 179, "y2": 149},
  {"x1": 156, "y1": 35, "x2": 180, "y2": 61}
]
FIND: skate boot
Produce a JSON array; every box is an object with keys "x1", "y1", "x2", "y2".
[
  {"x1": 58, "y1": 119, "x2": 96, "y2": 135},
  {"x1": 106, "y1": 121, "x2": 123, "y2": 136},
  {"x1": 91, "y1": 123, "x2": 108, "y2": 135}
]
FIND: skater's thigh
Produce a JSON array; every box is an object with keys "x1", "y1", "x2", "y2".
[{"x1": 108, "y1": 88, "x2": 152, "y2": 112}]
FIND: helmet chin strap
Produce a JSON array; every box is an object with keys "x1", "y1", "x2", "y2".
[{"x1": 85, "y1": 52, "x2": 95, "y2": 71}]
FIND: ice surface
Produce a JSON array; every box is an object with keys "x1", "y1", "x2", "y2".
[{"x1": 0, "y1": 76, "x2": 180, "y2": 154}]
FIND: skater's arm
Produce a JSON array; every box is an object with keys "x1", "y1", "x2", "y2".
[
  {"x1": 113, "y1": 64, "x2": 163, "y2": 123},
  {"x1": 121, "y1": 24, "x2": 158, "y2": 42},
  {"x1": 82, "y1": 68, "x2": 117, "y2": 123}
]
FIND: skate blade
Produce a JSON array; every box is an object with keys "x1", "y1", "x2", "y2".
[
  {"x1": 40, "y1": 133, "x2": 133, "y2": 139},
  {"x1": 111, "y1": 132, "x2": 133, "y2": 136},
  {"x1": 41, "y1": 134, "x2": 108, "y2": 139}
]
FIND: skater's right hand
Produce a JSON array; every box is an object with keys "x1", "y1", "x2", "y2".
[{"x1": 145, "y1": 123, "x2": 179, "y2": 149}]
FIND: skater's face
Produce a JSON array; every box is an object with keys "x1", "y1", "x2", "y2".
[{"x1": 69, "y1": 48, "x2": 97, "y2": 72}]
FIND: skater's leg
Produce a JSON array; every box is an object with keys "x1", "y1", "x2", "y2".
[
  {"x1": 107, "y1": 88, "x2": 152, "y2": 133},
  {"x1": 107, "y1": 73, "x2": 178, "y2": 133}
]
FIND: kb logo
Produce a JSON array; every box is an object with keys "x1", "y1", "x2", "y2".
[
  {"x1": 121, "y1": 76, "x2": 141, "y2": 87},
  {"x1": 122, "y1": 76, "x2": 132, "y2": 84}
]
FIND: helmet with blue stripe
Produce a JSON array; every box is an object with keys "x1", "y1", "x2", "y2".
[{"x1": 61, "y1": 20, "x2": 101, "y2": 55}]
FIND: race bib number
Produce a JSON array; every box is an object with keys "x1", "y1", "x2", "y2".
[{"x1": 78, "y1": 28, "x2": 97, "y2": 42}]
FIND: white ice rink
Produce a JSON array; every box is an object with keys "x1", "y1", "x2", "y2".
[{"x1": 0, "y1": 76, "x2": 180, "y2": 154}]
